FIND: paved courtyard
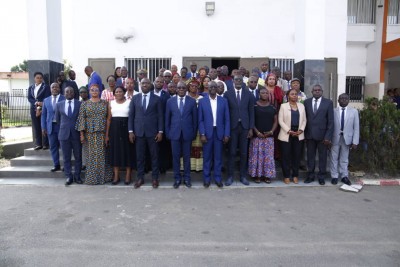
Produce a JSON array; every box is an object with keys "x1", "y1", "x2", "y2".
[{"x1": 0, "y1": 185, "x2": 399, "y2": 266}]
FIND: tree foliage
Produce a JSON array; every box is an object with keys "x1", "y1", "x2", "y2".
[
  {"x1": 10, "y1": 60, "x2": 28, "y2": 72},
  {"x1": 351, "y1": 97, "x2": 400, "y2": 175}
]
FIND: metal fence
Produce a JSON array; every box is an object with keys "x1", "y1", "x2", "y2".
[
  {"x1": 125, "y1": 58, "x2": 172, "y2": 82},
  {"x1": 348, "y1": 0, "x2": 376, "y2": 24},
  {"x1": 0, "y1": 90, "x2": 31, "y2": 128},
  {"x1": 346, "y1": 76, "x2": 365, "y2": 102}
]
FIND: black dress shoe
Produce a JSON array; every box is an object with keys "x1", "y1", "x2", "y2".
[
  {"x1": 34, "y1": 146, "x2": 43, "y2": 151},
  {"x1": 304, "y1": 177, "x2": 315, "y2": 184},
  {"x1": 341, "y1": 177, "x2": 352, "y2": 185},
  {"x1": 173, "y1": 181, "x2": 181, "y2": 189},
  {"x1": 225, "y1": 177, "x2": 233, "y2": 186},
  {"x1": 215, "y1": 181, "x2": 223, "y2": 188},
  {"x1": 74, "y1": 177, "x2": 83, "y2": 184},
  {"x1": 65, "y1": 177, "x2": 73, "y2": 186},
  {"x1": 184, "y1": 180, "x2": 192, "y2": 188},
  {"x1": 51, "y1": 166, "x2": 61, "y2": 172},
  {"x1": 134, "y1": 179, "x2": 144, "y2": 189},
  {"x1": 124, "y1": 180, "x2": 132, "y2": 185},
  {"x1": 152, "y1": 180, "x2": 159, "y2": 188},
  {"x1": 111, "y1": 179, "x2": 120, "y2": 185},
  {"x1": 318, "y1": 179, "x2": 325, "y2": 185},
  {"x1": 42, "y1": 146, "x2": 49, "y2": 150},
  {"x1": 331, "y1": 178, "x2": 338, "y2": 185},
  {"x1": 203, "y1": 182, "x2": 210, "y2": 188}
]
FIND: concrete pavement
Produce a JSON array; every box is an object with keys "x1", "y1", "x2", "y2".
[{"x1": 0, "y1": 185, "x2": 399, "y2": 266}]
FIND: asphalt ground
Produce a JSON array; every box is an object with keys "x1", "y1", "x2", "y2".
[{"x1": 0, "y1": 185, "x2": 399, "y2": 267}]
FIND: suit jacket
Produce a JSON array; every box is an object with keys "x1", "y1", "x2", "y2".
[
  {"x1": 278, "y1": 102, "x2": 307, "y2": 142},
  {"x1": 116, "y1": 77, "x2": 129, "y2": 88},
  {"x1": 223, "y1": 87, "x2": 255, "y2": 130},
  {"x1": 61, "y1": 80, "x2": 79, "y2": 99},
  {"x1": 27, "y1": 83, "x2": 51, "y2": 109},
  {"x1": 154, "y1": 90, "x2": 171, "y2": 111},
  {"x1": 332, "y1": 106, "x2": 359, "y2": 146},
  {"x1": 55, "y1": 99, "x2": 81, "y2": 141},
  {"x1": 248, "y1": 85, "x2": 266, "y2": 101},
  {"x1": 198, "y1": 96, "x2": 230, "y2": 140},
  {"x1": 304, "y1": 97, "x2": 334, "y2": 141},
  {"x1": 224, "y1": 79, "x2": 234, "y2": 91},
  {"x1": 165, "y1": 96, "x2": 198, "y2": 141},
  {"x1": 41, "y1": 95, "x2": 66, "y2": 134},
  {"x1": 128, "y1": 92, "x2": 164, "y2": 138}
]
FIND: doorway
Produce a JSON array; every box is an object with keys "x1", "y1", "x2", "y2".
[{"x1": 211, "y1": 58, "x2": 240, "y2": 73}]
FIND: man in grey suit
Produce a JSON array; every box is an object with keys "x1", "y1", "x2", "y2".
[
  {"x1": 304, "y1": 84, "x2": 334, "y2": 185},
  {"x1": 330, "y1": 93, "x2": 359, "y2": 185}
]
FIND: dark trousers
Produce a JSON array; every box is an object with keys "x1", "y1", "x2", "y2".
[
  {"x1": 158, "y1": 137, "x2": 172, "y2": 171},
  {"x1": 60, "y1": 137, "x2": 82, "y2": 179},
  {"x1": 48, "y1": 123, "x2": 60, "y2": 167},
  {"x1": 228, "y1": 122, "x2": 249, "y2": 178},
  {"x1": 136, "y1": 136, "x2": 159, "y2": 181},
  {"x1": 203, "y1": 128, "x2": 223, "y2": 183},
  {"x1": 30, "y1": 109, "x2": 48, "y2": 147},
  {"x1": 306, "y1": 139, "x2": 328, "y2": 179},
  {"x1": 171, "y1": 133, "x2": 192, "y2": 182},
  {"x1": 281, "y1": 136, "x2": 303, "y2": 178}
]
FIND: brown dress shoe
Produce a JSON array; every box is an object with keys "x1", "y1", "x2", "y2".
[
  {"x1": 283, "y1": 178, "x2": 290, "y2": 184},
  {"x1": 152, "y1": 180, "x2": 159, "y2": 188},
  {"x1": 293, "y1": 177, "x2": 299, "y2": 184},
  {"x1": 134, "y1": 179, "x2": 144, "y2": 189}
]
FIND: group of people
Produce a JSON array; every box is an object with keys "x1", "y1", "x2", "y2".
[{"x1": 27, "y1": 61, "x2": 360, "y2": 188}]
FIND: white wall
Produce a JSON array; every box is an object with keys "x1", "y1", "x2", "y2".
[
  {"x1": 385, "y1": 61, "x2": 400, "y2": 89},
  {"x1": 386, "y1": 25, "x2": 400, "y2": 43},
  {"x1": 346, "y1": 44, "x2": 367, "y2": 76},
  {"x1": 0, "y1": 79, "x2": 29, "y2": 92}
]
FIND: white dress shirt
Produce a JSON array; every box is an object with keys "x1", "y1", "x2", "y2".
[
  {"x1": 209, "y1": 96, "x2": 218, "y2": 126},
  {"x1": 142, "y1": 93, "x2": 150, "y2": 110},
  {"x1": 64, "y1": 99, "x2": 74, "y2": 115},
  {"x1": 313, "y1": 97, "x2": 321, "y2": 111},
  {"x1": 34, "y1": 83, "x2": 42, "y2": 99}
]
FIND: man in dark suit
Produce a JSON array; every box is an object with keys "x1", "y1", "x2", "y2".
[
  {"x1": 41, "y1": 83, "x2": 65, "y2": 172},
  {"x1": 223, "y1": 75, "x2": 255, "y2": 186},
  {"x1": 304, "y1": 84, "x2": 334, "y2": 185},
  {"x1": 55, "y1": 87, "x2": 82, "y2": 185},
  {"x1": 58, "y1": 71, "x2": 79, "y2": 99},
  {"x1": 128, "y1": 78, "x2": 164, "y2": 189},
  {"x1": 154, "y1": 76, "x2": 171, "y2": 174},
  {"x1": 199, "y1": 81, "x2": 230, "y2": 188},
  {"x1": 28, "y1": 72, "x2": 51, "y2": 150},
  {"x1": 186, "y1": 62, "x2": 199, "y2": 79},
  {"x1": 165, "y1": 81, "x2": 198, "y2": 188},
  {"x1": 116, "y1": 66, "x2": 129, "y2": 88},
  {"x1": 248, "y1": 75, "x2": 265, "y2": 100}
]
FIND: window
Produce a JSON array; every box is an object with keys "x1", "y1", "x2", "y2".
[
  {"x1": 388, "y1": 0, "x2": 400, "y2": 24},
  {"x1": 348, "y1": 0, "x2": 376, "y2": 24},
  {"x1": 269, "y1": 58, "x2": 295, "y2": 77},
  {"x1": 346, "y1": 76, "x2": 365, "y2": 102},
  {"x1": 125, "y1": 58, "x2": 171, "y2": 81}
]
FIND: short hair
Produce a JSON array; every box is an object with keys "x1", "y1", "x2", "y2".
[
  {"x1": 181, "y1": 67, "x2": 188, "y2": 71},
  {"x1": 79, "y1": 86, "x2": 88, "y2": 92},
  {"x1": 33, "y1": 72, "x2": 44, "y2": 78},
  {"x1": 113, "y1": 86, "x2": 126, "y2": 96},
  {"x1": 106, "y1": 75, "x2": 116, "y2": 82}
]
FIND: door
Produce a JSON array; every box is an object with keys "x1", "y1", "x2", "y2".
[
  {"x1": 239, "y1": 57, "x2": 269, "y2": 73},
  {"x1": 88, "y1": 58, "x2": 115, "y2": 87},
  {"x1": 182, "y1": 57, "x2": 212, "y2": 71},
  {"x1": 325, "y1": 58, "x2": 338, "y2": 105}
]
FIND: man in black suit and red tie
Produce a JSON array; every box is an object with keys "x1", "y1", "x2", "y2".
[
  {"x1": 128, "y1": 78, "x2": 164, "y2": 189},
  {"x1": 303, "y1": 84, "x2": 334, "y2": 185}
]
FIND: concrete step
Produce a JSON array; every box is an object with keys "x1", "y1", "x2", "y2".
[
  {"x1": 0, "y1": 166, "x2": 73, "y2": 178},
  {"x1": 10, "y1": 156, "x2": 76, "y2": 167},
  {"x1": 24, "y1": 148, "x2": 63, "y2": 157}
]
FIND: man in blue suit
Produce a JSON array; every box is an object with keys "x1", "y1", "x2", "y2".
[
  {"x1": 198, "y1": 81, "x2": 230, "y2": 188},
  {"x1": 27, "y1": 72, "x2": 51, "y2": 150},
  {"x1": 55, "y1": 87, "x2": 82, "y2": 185},
  {"x1": 224, "y1": 75, "x2": 255, "y2": 186},
  {"x1": 41, "y1": 83, "x2": 65, "y2": 172},
  {"x1": 84, "y1": 66, "x2": 103, "y2": 94},
  {"x1": 165, "y1": 81, "x2": 198, "y2": 188},
  {"x1": 304, "y1": 84, "x2": 334, "y2": 185},
  {"x1": 129, "y1": 78, "x2": 164, "y2": 189}
]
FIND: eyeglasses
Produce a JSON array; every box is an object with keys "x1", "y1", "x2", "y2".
[
  {"x1": 177, "y1": 86, "x2": 186, "y2": 89},
  {"x1": 249, "y1": 81, "x2": 257, "y2": 83},
  {"x1": 234, "y1": 78, "x2": 243, "y2": 81},
  {"x1": 90, "y1": 88, "x2": 99, "y2": 92}
]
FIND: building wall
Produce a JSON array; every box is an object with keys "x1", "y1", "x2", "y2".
[
  {"x1": 0, "y1": 79, "x2": 29, "y2": 92},
  {"x1": 346, "y1": 44, "x2": 367, "y2": 76}
]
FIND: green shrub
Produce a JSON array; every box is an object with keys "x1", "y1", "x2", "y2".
[{"x1": 351, "y1": 97, "x2": 400, "y2": 175}]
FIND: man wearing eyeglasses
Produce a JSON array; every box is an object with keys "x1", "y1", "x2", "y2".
[
  {"x1": 165, "y1": 81, "x2": 198, "y2": 189},
  {"x1": 248, "y1": 74, "x2": 266, "y2": 101}
]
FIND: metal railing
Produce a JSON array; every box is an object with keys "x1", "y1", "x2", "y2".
[
  {"x1": 346, "y1": 76, "x2": 365, "y2": 102},
  {"x1": 269, "y1": 58, "x2": 295, "y2": 77},
  {"x1": 125, "y1": 58, "x2": 172, "y2": 82},
  {"x1": 388, "y1": 0, "x2": 400, "y2": 24},
  {"x1": 348, "y1": 0, "x2": 376, "y2": 24},
  {"x1": 0, "y1": 90, "x2": 31, "y2": 128}
]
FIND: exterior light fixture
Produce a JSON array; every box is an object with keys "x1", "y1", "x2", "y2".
[{"x1": 205, "y1": 2, "x2": 215, "y2": 16}]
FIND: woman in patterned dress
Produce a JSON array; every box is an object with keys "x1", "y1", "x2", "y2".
[
  {"x1": 248, "y1": 88, "x2": 278, "y2": 183},
  {"x1": 76, "y1": 84, "x2": 113, "y2": 185},
  {"x1": 186, "y1": 78, "x2": 203, "y2": 171}
]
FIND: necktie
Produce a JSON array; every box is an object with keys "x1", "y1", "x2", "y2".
[
  {"x1": 68, "y1": 100, "x2": 72, "y2": 117},
  {"x1": 52, "y1": 96, "x2": 57, "y2": 110},
  {"x1": 142, "y1": 94, "x2": 147, "y2": 113},
  {"x1": 179, "y1": 97, "x2": 184, "y2": 115},
  {"x1": 313, "y1": 99, "x2": 318, "y2": 114},
  {"x1": 236, "y1": 90, "x2": 241, "y2": 105},
  {"x1": 340, "y1": 107, "x2": 345, "y2": 132},
  {"x1": 123, "y1": 78, "x2": 125, "y2": 87}
]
